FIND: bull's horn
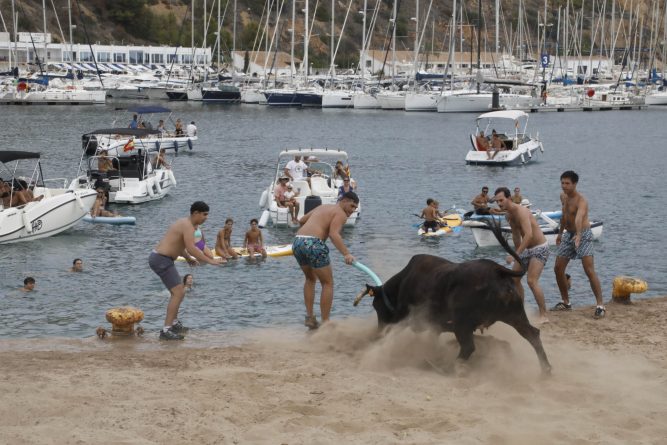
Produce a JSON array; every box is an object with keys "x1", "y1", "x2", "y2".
[{"x1": 353, "y1": 289, "x2": 369, "y2": 307}]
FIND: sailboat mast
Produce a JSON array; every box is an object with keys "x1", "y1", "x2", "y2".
[
  {"x1": 477, "y1": 0, "x2": 481, "y2": 93},
  {"x1": 233, "y1": 0, "x2": 237, "y2": 52},
  {"x1": 68, "y1": 0, "x2": 73, "y2": 64},
  {"x1": 495, "y1": 0, "x2": 499, "y2": 60},
  {"x1": 291, "y1": 0, "x2": 295, "y2": 80},
  {"x1": 330, "y1": 0, "x2": 334, "y2": 76},
  {"x1": 414, "y1": 0, "x2": 419, "y2": 78},
  {"x1": 42, "y1": 0, "x2": 47, "y2": 67},
  {"x1": 391, "y1": 0, "x2": 396, "y2": 81},
  {"x1": 304, "y1": 0, "x2": 309, "y2": 80},
  {"x1": 361, "y1": 0, "x2": 367, "y2": 88},
  {"x1": 217, "y1": 0, "x2": 221, "y2": 67}
]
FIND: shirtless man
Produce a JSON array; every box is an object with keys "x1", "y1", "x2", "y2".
[
  {"x1": 0, "y1": 181, "x2": 38, "y2": 207},
  {"x1": 420, "y1": 198, "x2": 440, "y2": 233},
  {"x1": 470, "y1": 186, "x2": 502, "y2": 216},
  {"x1": 215, "y1": 218, "x2": 239, "y2": 259},
  {"x1": 90, "y1": 188, "x2": 118, "y2": 217},
  {"x1": 20, "y1": 277, "x2": 35, "y2": 292},
  {"x1": 553, "y1": 171, "x2": 605, "y2": 318},
  {"x1": 149, "y1": 201, "x2": 223, "y2": 340},
  {"x1": 495, "y1": 187, "x2": 550, "y2": 323},
  {"x1": 475, "y1": 131, "x2": 490, "y2": 156},
  {"x1": 69, "y1": 258, "x2": 84, "y2": 272},
  {"x1": 293, "y1": 191, "x2": 358, "y2": 329},
  {"x1": 489, "y1": 130, "x2": 506, "y2": 159}
]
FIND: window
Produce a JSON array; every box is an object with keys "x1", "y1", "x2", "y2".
[
  {"x1": 129, "y1": 50, "x2": 143, "y2": 64},
  {"x1": 114, "y1": 53, "x2": 126, "y2": 63},
  {"x1": 98, "y1": 52, "x2": 110, "y2": 63},
  {"x1": 181, "y1": 54, "x2": 193, "y2": 64},
  {"x1": 167, "y1": 54, "x2": 177, "y2": 63},
  {"x1": 63, "y1": 51, "x2": 74, "y2": 62},
  {"x1": 196, "y1": 55, "x2": 206, "y2": 65},
  {"x1": 151, "y1": 53, "x2": 164, "y2": 64},
  {"x1": 80, "y1": 51, "x2": 93, "y2": 62}
]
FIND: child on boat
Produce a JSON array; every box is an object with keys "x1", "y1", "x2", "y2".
[{"x1": 420, "y1": 198, "x2": 441, "y2": 233}]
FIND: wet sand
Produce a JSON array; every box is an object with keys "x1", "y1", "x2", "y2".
[{"x1": 1, "y1": 297, "x2": 666, "y2": 444}]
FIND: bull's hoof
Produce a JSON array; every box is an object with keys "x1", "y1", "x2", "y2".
[{"x1": 454, "y1": 360, "x2": 471, "y2": 377}]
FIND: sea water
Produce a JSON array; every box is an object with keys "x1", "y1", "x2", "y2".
[{"x1": 1, "y1": 103, "x2": 665, "y2": 338}]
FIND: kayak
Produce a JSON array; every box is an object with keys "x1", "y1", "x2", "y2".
[
  {"x1": 176, "y1": 244, "x2": 293, "y2": 261},
  {"x1": 83, "y1": 214, "x2": 136, "y2": 225},
  {"x1": 418, "y1": 214, "x2": 463, "y2": 237}
]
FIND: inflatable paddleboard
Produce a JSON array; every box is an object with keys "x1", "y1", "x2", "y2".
[
  {"x1": 177, "y1": 244, "x2": 292, "y2": 261},
  {"x1": 418, "y1": 214, "x2": 463, "y2": 237},
  {"x1": 83, "y1": 214, "x2": 136, "y2": 225}
]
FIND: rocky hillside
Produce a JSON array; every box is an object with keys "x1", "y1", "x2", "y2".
[{"x1": 1, "y1": 0, "x2": 658, "y2": 68}]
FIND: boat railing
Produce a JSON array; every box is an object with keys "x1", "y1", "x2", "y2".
[{"x1": 41, "y1": 177, "x2": 69, "y2": 189}]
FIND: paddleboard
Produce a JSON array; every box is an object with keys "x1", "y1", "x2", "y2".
[
  {"x1": 418, "y1": 214, "x2": 463, "y2": 237},
  {"x1": 176, "y1": 244, "x2": 293, "y2": 261},
  {"x1": 83, "y1": 214, "x2": 136, "y2": 225}
]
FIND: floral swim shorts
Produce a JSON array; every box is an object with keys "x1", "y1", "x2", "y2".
[
  {"x1": 519, "y1": 241, "x2": 550, "y2": 270},
  {"x1": 292, "y1": 236, "x2": 330, "y2": 269}
]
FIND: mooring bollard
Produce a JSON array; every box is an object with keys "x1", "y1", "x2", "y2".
[
  {"x1": 96, "y1": 306, "x2": 145, "y2": 339},
  {"x1": 611, "y1": 276, "x2": 648, "y2": 304}
]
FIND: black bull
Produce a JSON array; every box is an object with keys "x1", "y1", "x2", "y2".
[{"x1": 353, "y1": 222, "x2": 552, "y2": 374}]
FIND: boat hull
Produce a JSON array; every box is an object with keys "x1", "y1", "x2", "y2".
[{"x1": 466, "y1": 221, "x2": 604, "y2": 248}]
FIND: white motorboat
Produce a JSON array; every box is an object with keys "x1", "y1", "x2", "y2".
[
  {"x1": 466, "y1": 110, "x2": 544, "y2": 166},
  {"x1": 645, "y1": 88, "x2": 667, "y2": 106},
  {"x1": 69, "y1": 147, "x2": 176, "y2": 205},
  {"x1": 463, "y1": 218, "x2": 604, "y2": 248},
  {"x1": 258, "y1": 148, "x2": 360, "y2": 228},
  {"x1": 83, "y1": 105, "x2": 198, "y2": 155},
  {"x1": 0, "y1": 151, "x2": 97, "y2": 244}
]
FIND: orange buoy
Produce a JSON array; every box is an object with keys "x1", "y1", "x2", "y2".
[
  {"x1": 612, "y1": 276, "x2": 648, "y2": 304},
  {"x1": 97, "y1": 306, "x2": 145, "y2": 338}
]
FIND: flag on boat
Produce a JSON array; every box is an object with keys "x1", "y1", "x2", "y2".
[{"x1": 123, "y1": 138, "x2": 135, "y2": 152}]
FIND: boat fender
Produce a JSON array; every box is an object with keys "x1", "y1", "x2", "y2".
[
  {"x1": 258, "y1": 209, "x2": 270, "y2": 228},
  {"x1": 187, "y1": 139, "x2": 193, "y2": 150},
  {"x1": 520, "y1": 153, "x2": 526, "y2": 164},
  {"x1": 167, "y1": 169, "x2": 177, "y2": 186},
  {"x1": 154, "y1": 173, "x2": 162, "y2": 194},
  {"x1": 74, "y1": 192, "x2": 86, "y2": 211},
  {"x1": 259, "y1": 189, "x2": 268, "y2": 208},
  {"x1": 527, "y1": 150, "x2": 532, "y2": 158},
  {"x1": 173, "y1": 141, "x2": 178, "y2": 153},
  {"x1": 539, "y1": 142, "x2": 544, "y2": 153},
  {"x1": 22, "y1": 209, "x2": 33, "y2": 233},
  {"x1": 146, "y1": 181, "x2": 155, "y2": 197}
]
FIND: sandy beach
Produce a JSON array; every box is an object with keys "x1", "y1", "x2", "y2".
[{"x1": 2, "y1": 297, "x2": 666, "y2": 444}]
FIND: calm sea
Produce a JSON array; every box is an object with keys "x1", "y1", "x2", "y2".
[{"x1": 1, "y1": 102, "x2": 665, "y2": 339}]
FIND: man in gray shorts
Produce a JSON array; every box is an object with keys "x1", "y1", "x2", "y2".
[
  {"x1": 553, "y1": 171, "x2": 605, "y2": 318},
  {"x1": 495, "y1": 187, "x2": 550, "y2": 324},
  {"x1": 149, "y1": 201, "x2": 223, "y2": 340}
]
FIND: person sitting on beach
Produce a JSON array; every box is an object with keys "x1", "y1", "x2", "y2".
[
  {"x1": 274, "y1": 177, "x2": 299, "y2": 224},
  {"x1": 90, "y1": 188, "x2": 118, "y2": 218},
  {"x1": 175, "y1": 119, "x2": 184, "y2": 137},
  {"x1": 20, "y1": 277, "x2": 35, "y2": 292},
  {"x1": 420, "y1": 198, "x2": 441, "y2": 233},
  {"x1": 183, "y1": 274, "x2": 194, "y2": 291},
  {"x1": 69, "y1": 258, "x2": 84, "y2": 272},
  {"x1": 475, "y1": 131, "x2": 490, "y2": 152},
  {"x1": 215, "y1": 218, "x2": 239, "y2": 260},
  {"x1": 244, "y1": 219, "x2": 267, "y2": 261}
]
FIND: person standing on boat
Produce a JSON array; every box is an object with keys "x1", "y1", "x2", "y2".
[
  {"x1": 293, "y1": 192, "x2": 358, "y2": 330},
  {"x1": 552, "y1": 171, "x2": 605, "y2": 318},
  {"x1": 494, "y1": 187, "x2": 550, "y2": 324},
  {"x1": 129, "y1": 114, "x2": 139, "y2": 129},
  {"x1": 284, "y1": 156, "x2": 308, "y2": 182},
  {"x1": 149, "y1": 201, "x2": 223, "y2": 340}
]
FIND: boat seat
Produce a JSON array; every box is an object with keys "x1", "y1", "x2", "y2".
[
  {"x1": 310, "y1": 176, "x2": 334, "y2": 197},
  {"x1": 470, "y1": 134, "x2": 479, "y2": 151},
  {"x1": 291, "y1": 180, "x2": 310, "y2": 197}
]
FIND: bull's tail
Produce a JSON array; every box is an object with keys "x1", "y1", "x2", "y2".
[{"x1": 485, "y1": 218, "x2": 526, "y2": 277}]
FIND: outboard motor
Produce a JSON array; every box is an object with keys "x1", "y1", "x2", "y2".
[
  {"x1": 492, "y1": 88, "x2": 500, "y2": 110},
  {"x1": 82, "y1": 134, "x2": 98, "y2": 156},
  {"x1": 304, "y1": 195, "x2": 322, "y2": 214}
]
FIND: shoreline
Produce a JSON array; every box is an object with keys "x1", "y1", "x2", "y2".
[{"x1": 2, "y1": 297, "x2": 667, "y2": 444}]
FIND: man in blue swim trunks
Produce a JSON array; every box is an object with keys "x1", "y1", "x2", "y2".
[
  {"x1": 149, "y1": 201, "x2": 223, "y2": 340},
  {"x1": 293, "y1": 191, "x2": 359, "y2": 329},
  {"x1": 553, "y1": 171, "x2": 605, "y2": 319}
]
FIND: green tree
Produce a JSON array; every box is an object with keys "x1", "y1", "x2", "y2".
[{"x1": 240, "y1": 21, "x2": 260, "y2": 50}]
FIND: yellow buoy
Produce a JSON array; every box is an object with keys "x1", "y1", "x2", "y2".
[
  {"x1": 97, "y1": 306, "x2": 145, "y2": 338},
  {"x1": 612, "y1": 276, "x2": 648, "y2": 304}
]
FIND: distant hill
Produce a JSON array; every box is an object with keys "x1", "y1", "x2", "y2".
[{"x1": 1, "y1": 0, "x2": 658, "y2": 68}]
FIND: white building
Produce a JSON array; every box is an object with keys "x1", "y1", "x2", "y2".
[{"x1": 0, "y1": 32, "x2": 211, "y2": 71}]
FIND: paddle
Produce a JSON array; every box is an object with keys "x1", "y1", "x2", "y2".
[{"x1": 352, "y1": 261, "x2": 382, "y2": 286}]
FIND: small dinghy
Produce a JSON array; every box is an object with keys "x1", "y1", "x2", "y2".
[
  {"x1": 177, "y1": 244, "x2": 293, "y2": 261},
  {"x1": 82, "y1": 214, "x2": 136, "y2": 225},
  {"x1": 418, "y1": 214, "x2": 464, "y2": 237}
]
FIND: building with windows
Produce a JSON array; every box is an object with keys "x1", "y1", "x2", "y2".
[{"x1": 0, "y1": 32, "x2": 211, "y2": 71}]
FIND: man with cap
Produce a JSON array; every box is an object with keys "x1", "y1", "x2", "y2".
[{"x1": 274, "y1": 176, "x2": 299, "y2": 223}]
